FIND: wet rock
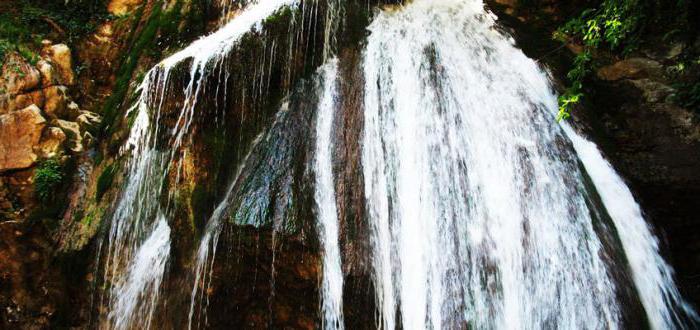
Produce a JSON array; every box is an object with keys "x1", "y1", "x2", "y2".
[
  {"x1": 596, "y1": 58, "x2": 665, "y2": 82},
  {"x1": 37, "y1": 127, "x2": 67, "y2": 159},
  {"x1": 627, "y1": 79, "x2": 675, "y2": 103},
  {"x1": 41, "y1": 44, "x2": 75, "y2": 86},
  {"x1": 0, "y1": 53, "x2": 41, "y2": 97},
  {"x1": 0, "y1": 105, "x2": 47, "y2": 172}
]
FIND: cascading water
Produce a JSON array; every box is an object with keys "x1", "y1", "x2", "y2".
[
  {"x1": 99, "y1": 0, "x2": 699, "y2": 328},
  {"x1": 109, "y1": 216, "x2": 171, "y2": 329},
  {"x1": 360, "y1": 0, "x2": 697, "y2": 329},
  {"x1": 563, "y1": 124, "x2": 700, "y2": 329},
  {"x1": 187, "y1": 132, "x2": 264, "y2": 330},
  {"x1": 313, "y1": 59, "x2": 345, "y2": 330},
  {"x1": 101, "y1": 1, "x2": 298, "y2": 328}
]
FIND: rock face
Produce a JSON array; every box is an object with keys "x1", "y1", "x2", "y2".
[
  {"x1": 0, "y1": 105, "x2": 47, "y2": 172},
  {"x1": 0, "y1": 37, "x2": 102, "y2": 327},
  {"x1": 40, "y1": 44, "x2": 76, "y2": 87},
  {"x1": 0, "y1": 54, "x2": 41, "y2": 98}
]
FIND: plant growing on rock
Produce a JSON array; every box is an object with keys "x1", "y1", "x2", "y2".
[
  {"x1": 554, "y1": 0, "x2": 644, "y2": 120},
  {"x1": 34, "y1": 158, "x2": 64, "y2": 203}
]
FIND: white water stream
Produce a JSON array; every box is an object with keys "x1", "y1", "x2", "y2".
[
  {"x1": 360, "y1": 0, "x2": 697, "y2": 329},
  {"x1": 314, "y1": 59, "x2": 345, "y2": 330},
  {"x1": 103, "y1": 1, "x2": 297, "y2": 329},
  {"x1": 103, "y1": 0, "x2": 698, "y2": 328}
]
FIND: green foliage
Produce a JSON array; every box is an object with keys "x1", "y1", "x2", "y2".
[
  {"x1": 669, "y1": 55, "x2": 700, "y2": 113},
  {"x1": 554, "y1": 0, "x2": 644, "y2": 120},
  {"x1": 672, "y1": 81, "x2": 700, "y2": 112},
  {"x1": 0, "y1": 0, "x2": 109, "y2": 63},
  {"x1": 34, "y1": 158, "x2": 64, "y2": 202},
  {"x1": 96, "y1": 163, "x2": 117, "y2": 201}
]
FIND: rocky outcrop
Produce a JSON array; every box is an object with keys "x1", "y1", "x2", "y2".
[
  {"x1": 0, "y1": 43, "x2": 102, "y2": 219},
  {"x1": 0, "y1": 42, "x2": 101, "y2": 328},
  {"x1": 0, "y1": 105, "x2": 47, "y2": 172}
]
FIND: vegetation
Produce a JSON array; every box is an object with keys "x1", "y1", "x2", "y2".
[
  {"x1": 34, "y1": 158, "x2": 64, "y2": 202},
  {"x1": 102, "y1": 0, "x2": 206, "y2": 134},
  {"x1": 553, "y1": 0, "x2": 698, "y2": 119},
  {"x1": 0, "y1": 0, "x2": 110, "y2": 64},
  {"x1": 553, "y1": 0, "x2": 644, "y2": 120},
  {"x1": 668, "y1": 54, "x2": 700, "y2": 113}
]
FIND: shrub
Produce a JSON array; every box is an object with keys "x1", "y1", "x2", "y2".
[
  {"x1": 554, "y1": 0, "x2": 644, "y2": 120},
  {"x1": 34, "y1": 158, "x2": 64, "y2": 202}
]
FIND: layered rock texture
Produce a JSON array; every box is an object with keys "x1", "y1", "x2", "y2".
[{"x1": 0, "y1": 43, "x2": 101, "y2": 218}]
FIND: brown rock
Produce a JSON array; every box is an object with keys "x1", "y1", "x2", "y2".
[
  {"x1": 43, "y1": 85, "x2": 69, "y2": 119},
  {"x1": 53, "y1": 119, "x2": 83, "y2": 154},
  {"x1": 0, "y1": 53, "x2": 41, "y2": 95},
  {"x1": 76, "y1": 110, "x2": 102, "y2": 134},
  {"x1": 65, "y1": 101, "x2": 81, "y2": 120},
  {"x1": 41, "y1": 44, "x2": 75, "y2": 86},
  {"x1": 5, "y1": 90, "x2": 45, "y2": 113},
  {"x1": 107, "y1": 0, "x2": 143, "y2": 15},
  {"x1": 0, "y1": 105, "x2": 47, "y2": 172},
  {"x1": 596, "y1": 58, "x2": 665, "y2": 82},
  {"x1": 36, "y1": 127, "x2": 67, "y2": 158},
  {"x1": 37, "y1": 60, "x2": 58, "y2": 87}
]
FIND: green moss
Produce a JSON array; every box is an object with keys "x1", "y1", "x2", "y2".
[
  {"x1": 34, "y1": 158, "x2": 65, "y2": 203},
  {"x1": 81, "y1": 208, "x2": 98, "y2": 226},
  {"x1": 95, "y1": 163, "x2": 117, "y2": 201},
  {"x1": 101, "y1": 0, "x2": 193, "y2": 135}
]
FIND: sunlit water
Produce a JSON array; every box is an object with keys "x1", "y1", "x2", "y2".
[
  {"x1": 314, "y1": 59, "x2": 345, "y2": 330},
  {"x1": 103, "y1": 0, "x2": 697, "y2": 328},
  {"x1": 360, "y1": 0, "x2": 697, "y2": 329},
  {"x1": 102, "y1": 1, "x2": 297, "y2": 329}
]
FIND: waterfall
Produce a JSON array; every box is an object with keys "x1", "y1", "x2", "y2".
[
  {"x1": 109, "y1": 216, "x2": 171, "y2": 330},
  {"x1": 187, "y1": 131, "x2": 265, "y2": 330},
  {"x1": 102, "y1": 1, "x2": 298, "y2": 328},
  {"x1": 314, "y1": 59, "x2": 345, "y2": 329},
  {"x1": 563, "y1": 124, "x2": 700, "y2": 329},
  {"x1": 361, "y1": 0, "x2": 696, "y2": 329},
  {"x1": 99, "y1": 0, "x2": 698, "y2": 328}
]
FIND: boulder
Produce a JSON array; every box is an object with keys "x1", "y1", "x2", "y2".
[
  {"x1": 4, "y1": 90, "x2": 45, "y2": 113},
  {"x1": 596, "y1": 58, "x2": 665, "y2": 82},
  {"x1": 37, "y1": 127, "x2": 67, "y2": 159},
  {"x1": 0, "y1": 105, "x2": 47, "y2": 172},
  {"x1": 41, "y1": 44, "x2": 75, "y2": 86},
  {"x1": 76, "y1": 110, "x2": 102, "y2": 134},
  {"x1": 43, "y1": 85, "x2": 70, "y2": 119},
  {"x1": 0, "y1": 53, "x2": 41, "y2": 96},
  {"x1": 65, "y1": 101, "x2": 82, "y2": 120},
  {"x1": 53, "y1": 119, "x2": 83, "y2": 154},
  {"x1": 37, "y1": 60, "x2": 58, "y2": 87},
  {"x1": 628, "y1": 79, "x2": 675, "y2": 103}
]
